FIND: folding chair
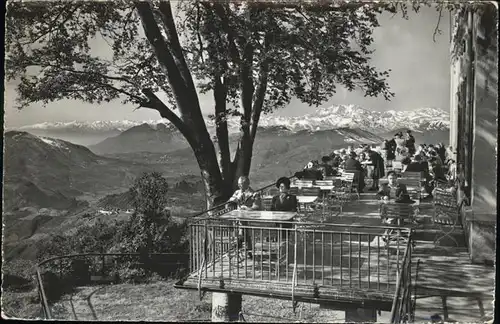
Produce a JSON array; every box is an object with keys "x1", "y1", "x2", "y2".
[
  {"x1": 328, "y1": 182, "x2": 351, "y2": 214},
  {"x1": 314, "y1": 180, "x2": 334, "y2": 186},
  {"x1": 379, "y1": 203, "x2": 416, "y2": 245},
  {"x1": 342, "y1": 171, "x2": 360, "y2": 200},
  {"x1": 392, "y1": 161, "x2": 403, "y2": 174},
  {"x1": 399, "y1": 178, "x2": 422, "y2": 201},
  {"x1": 402, "y1": 171, "x2": 423, "y2": 180},
  {"x1": 261, "y1": 196, "x2": 273, "y2": 211},
  {"x1": 298, "y1": 187, "x2": 321, "y2": 221},
  {"x1": 432, "y1": 187, "x2": 464, "y2": 247},
  {"x1": 294, "y1": 179, "x2": 314, "y2": 188}
]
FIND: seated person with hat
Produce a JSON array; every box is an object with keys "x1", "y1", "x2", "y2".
[{"x1": 271, "y1": 177, "x2": 298, "y2": 212}]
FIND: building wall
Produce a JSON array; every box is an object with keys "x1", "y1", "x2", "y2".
[
  {"x1": 471, "y1": 9, "x2": 498, "y2": 216},
  {"x1": 450, "y1": 7, "x2": 497, "y2": 264}
]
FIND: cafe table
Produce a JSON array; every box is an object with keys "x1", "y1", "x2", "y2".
[{"x1": 217, "y1": 210, "x2": 297, "y2": 253}]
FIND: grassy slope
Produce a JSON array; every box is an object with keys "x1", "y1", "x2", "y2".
[{"x1": 48, "y1": 280, "x2": 346, "y2": 322}]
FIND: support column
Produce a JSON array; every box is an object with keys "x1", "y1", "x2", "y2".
[
  {"x1": 211, "y1": 292, "x2": 242, "y2": 322},
  {"x1": 345, "y1": 307, "x2": 377, "y2": 322}
]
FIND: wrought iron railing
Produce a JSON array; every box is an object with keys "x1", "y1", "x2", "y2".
[{"x1": 35, "y1": 252, "x2": 188, "y2": 319}]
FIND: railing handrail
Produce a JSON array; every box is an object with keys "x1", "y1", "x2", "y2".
[
  {"x1": 190, "y1": 219, "x2": 413, "y2": 232},
  {"x1": 187, "y1": 174, "x2": 297, "y2": 221},
  {"x1": 389, "y1": 230, "x2": 414, "y2": 323},
  {"x1": 36, "y1": 252, "x2": 187, "y2": 268},
  {"x1": 35, "y1": 252, "x2": 189, "y2": 319}
]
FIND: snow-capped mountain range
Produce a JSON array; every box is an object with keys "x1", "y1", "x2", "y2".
[{"x1": 17, "y1": 105, "x2": 449, "y2": 134}]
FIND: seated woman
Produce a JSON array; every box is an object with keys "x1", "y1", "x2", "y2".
[
  {"x1": 271, "y1": 177, "x2": 298, "y2": 212},
  {"x1": 271, "y1": 177, "x2": 297, "y2": 241}
]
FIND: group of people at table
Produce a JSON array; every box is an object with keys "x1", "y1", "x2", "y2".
[{"x1": 224, "y1": 130, "x2": 457, "y2": 214}]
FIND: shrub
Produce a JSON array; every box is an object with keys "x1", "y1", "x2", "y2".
[{"x1": 2, "y1": 259, "x2": 37, "y2": 292}]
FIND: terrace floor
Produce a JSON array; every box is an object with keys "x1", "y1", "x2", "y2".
[{"x1": 177, "y1": 192, "x2": 495, "y2": 321}]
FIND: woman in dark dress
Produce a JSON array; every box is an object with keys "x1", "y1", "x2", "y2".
[
  {"x1": 271, "y1": 177, "x2": 298, "y2": 212},
  {"x1": 271, "y1": 177, "x2": 297, "y2": 240}
]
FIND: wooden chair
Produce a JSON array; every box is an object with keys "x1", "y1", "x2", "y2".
[
  {"x1": 261, "y1": 196, "x2": 273, "y2": 211},
  {"x1": 432, "y1": 187, "x2": 464, "y2": 247},
  {"x1": 329, "y1": 178, "x2": 351, "y2": 214},
  {"x1": 402, "y1": 171, "x2": 423, "y2": 180},
  {"x1": 399, "y1": 178, "x2": 422, "y2": 201},
  {"x1": 341, "y1": 171, "x2": 360, "y2": 200},
  {"x1": 379, "y1": 203, "x2": 417, "y2": 245},
  {"x1": 297, "y1": 187, "x2": 321, "y2": 220},
  {"x1": 314, "y1": 180, "x2": 334, "y2": 186},
  {"x1": 299, "y1": 187, "x2": 321, "y2": 197},
  {"x1": 392, "y1": 161, "x2": 403, "y2": 173},
  {"x1": 294, "y1": 179, "x2": 314, "y2": 188},
  {"x1": 264, "y1": 187, "x2": 279, "y2": 197}
]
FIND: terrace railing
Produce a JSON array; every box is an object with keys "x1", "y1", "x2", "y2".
[
  {"x1": 35, "y1": 252, "x2": 188, "y2": 319},
  {"x1": 390, "y1": 234, "x2": 414, "y2": 323},
  {"x1": 187, "y1": 214, "x2": 414, "y2": 320}
]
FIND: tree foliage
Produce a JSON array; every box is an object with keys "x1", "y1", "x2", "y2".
[{"x1": 5, "y1": 1, "x2": 420, "y2": 205}]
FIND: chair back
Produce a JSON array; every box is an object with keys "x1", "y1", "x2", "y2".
[
  {"x1": 267, "y1": 187, "x2": 279, "y2": 197},
  {"x1": 261, "y1": 197, "x2": 273, "y2": 211},
  {"x1": 343, "y1": 171, "x2": 361, "y2": 189},
  {"x1": 433, "y1": 188, "x2": 463, "y2": 225},
  {"x1": 342, "y1": 172, "x2": 355, "y2": 182},
  {"x1": 314, "y1": 180, "x2": 334, "y2": 186},
  {"x1": 399, "y1": 178, "x2": 422, "y2": 188},
  {"x1": 381, "y1": 203, "x2": 415, "y2": 221},
  {"x1": 293, "y1": 180, "x2": 314, "y2": 188},
  {"x1": 289, "y1": 187, "x2": 299, "y2": 195},
  {"x1": 299, "y1": 187, "x2": 321, "y2": 197},
  {"x1": 392, "y1": 161, "x2": 403, "y2": 171},
  {"x1": 402, "y1": 171, "x2": 423, "y2": 180},
  {"x1": 399, "y1": 178, "x2": 422, "y2": 200}
]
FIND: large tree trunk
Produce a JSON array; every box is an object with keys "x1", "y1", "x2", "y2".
[{"x1": 137, "y1": 2, "x2": 227, "y2": 209}]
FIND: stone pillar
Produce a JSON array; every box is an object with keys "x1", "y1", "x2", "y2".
[
  {"x1": 345, "y1": 307, "x2": 377, "y2": 322},
  {"x1": 211, "y1": 292, "x2": 242, "y2": 322}
]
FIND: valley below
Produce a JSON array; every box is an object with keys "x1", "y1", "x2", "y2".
[{"x1": 2, "y1": 119, "x2": 450, "y2": 264}]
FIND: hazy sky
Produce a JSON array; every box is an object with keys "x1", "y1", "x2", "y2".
[{"x1": 4, "y1": 6, "x2": 451, "y2": 128}]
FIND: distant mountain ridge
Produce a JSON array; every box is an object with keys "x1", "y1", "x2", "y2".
[{"x1": 16, "y1": 105, "x2": 449, "y2": 135}]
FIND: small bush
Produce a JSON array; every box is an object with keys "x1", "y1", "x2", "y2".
[{"x1": 2, "y1": 259, "x2": 37, "y2": 292}]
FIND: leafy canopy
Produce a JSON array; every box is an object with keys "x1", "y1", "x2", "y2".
[{"x1": 6, "y1": 1, "x2": 396, "y2": 116}]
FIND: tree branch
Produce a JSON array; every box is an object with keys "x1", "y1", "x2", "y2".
[
  {"x1": 209, "y1": 2, "x2": 242, "y2": 66},
  {"x1": 433, "y1": 4, "x2": 444, "y2": 42},
  {"x1": 135, "y1": 2, "x2": 193, "y2": 116},
  {"x1": 20, "y1": 4, "x2": 82, "y2": 45},
  {"x1": 250, "y1": 33, "x2": 271, "y2": 142},
  {"x1": 141, "y1": 88, "x2": 196, "y2": 147}
]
